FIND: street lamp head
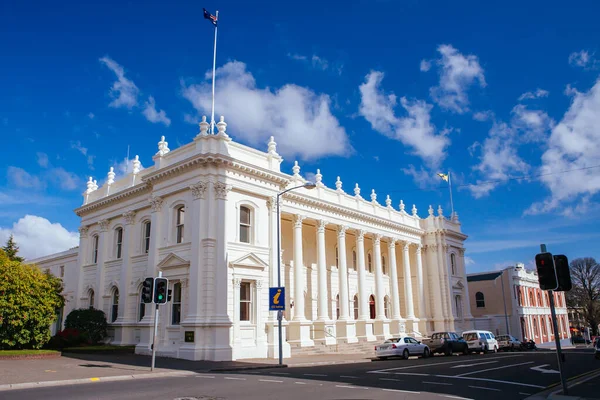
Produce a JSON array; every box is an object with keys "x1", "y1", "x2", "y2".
[{"x1": 303, "y1": 182, "x2": 317, "y2": 190}]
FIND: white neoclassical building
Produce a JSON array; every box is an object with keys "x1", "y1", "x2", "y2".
[{"x1": 29, "y1": 115, "x2": 472, "y2": 361}]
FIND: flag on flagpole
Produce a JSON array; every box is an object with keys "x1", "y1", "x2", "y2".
[
  {"x1": 437, "y1": 173, "x2": 449, "y2": 182},
  {"x1": 203, "y1": 8, "x2": 218, "y2": 26}
]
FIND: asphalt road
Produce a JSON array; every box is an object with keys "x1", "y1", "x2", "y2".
[{"x1": 3, "y1": 349, "x2": 599, "y2": 400}]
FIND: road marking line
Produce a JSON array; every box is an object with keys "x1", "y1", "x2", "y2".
[
  {"x1": 196, "y1": 375, "x2": 216, "y2": 378},
  {"x1": 382, "y1": 388, "x2": 420, "y2": 394},
  {"x1": 451, "y1": 361, "x2": 498, "y2": 369},
  {"x1": 271, "y1": 372, "x2": 290, "y2": 375},
  {"x1": 469, "y1": 385, "x2": 501, "y2": 392},
  {"x1": 434, "y1": 374, "x2": 545, "y2": 389},
  {"x1": 367, "y1": 354, "x2": 522, "y2": 373},
  {"x1": 303, "y1": 373, "x2": 327, "y2": 377},
  {"x1": 423, "y1": 381, "x2": 452, "y2": 386},
  {"x1": 294, "y1": 382, "x2": 307, "y2": 385},
  {"x1": 457, "y1": 361, "x2": 535, "y2": 377},
  {"x1": 379, "y1": 378, "x2": 403, "y2": 382},
  {"x1": 336, "y1": 385, "x2": 368, "y2": 389},
  {"x1": 224, "y1": 377, "x2": 246, "y2": 380},
  {"x1": 439, "y1": 395, "x2": 473, "y2": 400},
  {"x1": 90, "y1": 378, "x2": 100, "y2": 382},
  {"x1": 519, "y1": 393, "x2": 532, "y2": 396},
  {"x1": 259, "y1": 379, "x2": 283, "y2": 383},
  {"x1": 394, "y1": 372, "x2": 430, "y2": 376},
  {"x1": 340, "y1": 375, "x2": 359, "y2": 378}
]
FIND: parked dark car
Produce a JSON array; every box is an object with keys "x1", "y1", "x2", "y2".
[
  {"x1": 595, "y1": 338, "x2": 600, "y2": 360},
  {"x1": 422, "y1": 332, "x2": 469, "y2": 355}
]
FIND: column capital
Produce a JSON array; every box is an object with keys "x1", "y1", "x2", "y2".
[
  {"x1": 317, "y1": 219, "x2": 327, "y2": 233},
  {"x1": 148, "y1": 195, "x2": 164, "y2": 213},
  {"x1": 214, "y1": 181, "x2": 232, "y2": 200},
  {"x1": 388, "y1": 237, "x2": 398, "y2": 246},
  {"x1": 78, "y1": 226, "x2": 89, "y2": 238},
  {"x1": 294, "y1": 214, "x2": 306, "y2": 228},
  {"x1": 374, "y1": 234, "x2": 382, "y2": 245},
  {"x1": 403, "y1": 241, "x2": 411, "y2": 251},
  {"x1": 356, "y1": 229, "x2": 366, "y2": 241},
  {"x1": 98, "y1": 219, "x2": 110, "y2": 232},
  {"x1": 443, "y1": 243, "x2": 450, "y2": 252},
  {"x1": 415, "y1": 243, "x2": 423, "y2": 253},
  {"x1": 266, "y1": 195, "x2": 277, "y2": 211},
  {"x1": 190, "y1": 181, "x2": 209, "y2": 199},
  {"x1": 458, "y1": 248, "x2": 466, "y2": 256},
  {"x1": 233, "y1": 278, "x2": 242, "y2": 288},
  {"x1": 123, "y1": 210, "x2": 136, "y2": 225},
  {"x1": 337, "y1": 225, "x2": 348, "y2": 238}
]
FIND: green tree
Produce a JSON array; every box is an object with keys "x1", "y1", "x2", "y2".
[
  {"x1": 2, "y1": 235, "x2": 24, "y2": 263},
  {"x1": 0, "y1": 250, "x2": 65, "y2": 349},
  {"x1": 64, "y1": 308, "x2": 108, "y2": 344}
]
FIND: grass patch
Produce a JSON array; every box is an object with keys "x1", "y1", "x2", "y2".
[
  {"x1": 0, "y1": 349, "x2": 60, "y2": 356},
  {"x1": 62, "y1": 345, "x2": 136, "y2": 354}
]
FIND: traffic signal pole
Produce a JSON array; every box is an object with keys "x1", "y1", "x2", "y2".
[
  {"x1": 540, "y1": 244, "x2": 568, "y2": 395},
  {"x1": 150, "y1": 271, "x2": 162, "y2": 372}
]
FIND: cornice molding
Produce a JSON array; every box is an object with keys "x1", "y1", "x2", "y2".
[{"x1": 75, "y1": 182, "x2": 152, "y2": 217}]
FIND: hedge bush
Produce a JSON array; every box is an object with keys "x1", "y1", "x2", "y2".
[{"x1": 64, "y1": 308, "x2": 108, "y2": 344}]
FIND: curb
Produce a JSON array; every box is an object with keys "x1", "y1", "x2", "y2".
[
  {"x1": 526, "y1": 367, "x2": 600, "y2": 400},
  {"x1": 209, "y1": 364, "x2": 287, "y2": 372},
  {"x1": 0, "y1": 370, "x2": 196, "y2": 392},
  {"x1": 0, "y1": 353, "x2": 61, "y2": 361}
]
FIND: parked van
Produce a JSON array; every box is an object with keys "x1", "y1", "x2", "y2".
[{"x1": 462, "y1": 330, "x2": 499, "y2": 354}]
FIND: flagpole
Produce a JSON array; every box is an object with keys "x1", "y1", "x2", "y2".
[
  {"x1": 210, "y1": 10, "x2": 219, "y2": 134},
  {"x1": 448, "y1": 170, "x2": 455, "y2": 218}
]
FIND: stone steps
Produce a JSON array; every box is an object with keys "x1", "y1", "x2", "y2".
[{"x1": 290, "y1": 340, "x2": 378, "y2": 357}]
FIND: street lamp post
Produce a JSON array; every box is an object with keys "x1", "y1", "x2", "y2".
[{"x1": 276, "y1": 182, "x2": 316, "y2": 365}]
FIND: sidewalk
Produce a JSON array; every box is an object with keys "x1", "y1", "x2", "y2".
[
  {"x1": 0, "y1": 351, "x2": 373, "y2": 391},
  {"x1": 526, "y1": 367, "x2": 600, "y2": 400}
]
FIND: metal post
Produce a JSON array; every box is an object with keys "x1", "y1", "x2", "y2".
[
  {"x1": 540, "y1": 244, "x2": 568, "y2": 395},
  {"x1": 500, "y1": 269, "x2": 510, "y2": 335},
  {"x1": 277, "y1": 193, "x2": 282, "y2": 366},
  {"x1": 151, "y1": 271, "x2": 162, "y2": 371}
]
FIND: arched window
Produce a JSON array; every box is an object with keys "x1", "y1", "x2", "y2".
[
  {"x1": 369, "y1": 295, "x2": 376, "y2": 319},
  {"x1": 176, "y1": 206, "x2": 185, "y2": 243},
  {"x1": 353, "y1": 295, "x2": 359, "y2": 320},
  {"x1": 533, "y1": 317, "x2": 539, "y2": 337},
  {"x1": 239, "y1": 206, "x2": 252, "y2": 243},
  {"x1": 455, "y1": 295, "x2": 463, "y2": 318},
  {"x1": 88, "y1": 289, "x2": 95, "y2": 309},
  {"x1": 335, "y1": 247, "x2": 339, "y2": 268},
  {"x1": 171, "y1": 282, "x2": 182, "y2": 325},
  {"x1": 384, "y1": 296, "x2": 390, "y2": 318},
  {"x1": 143, "y1": 221, "x2": 151, "y2": 253},
  {"x1": 352, "y1": 250, "x2": 357, "y2": 270},
  {"x1": 367, "y1": 253, "x2": 373, "y2": 273},
  {"x1": 138, "y1": 289, "x2": 145, "y2": 321},
  {"x1": 110, "y1": 287, "x2": 119, "y2": 323},
  {"x1": 91, "y1": 234, "x2": 99, "y2": 264},
  {"x1": 382, "y1": 255, "x2": 386, "y2": 275},
  {"x1": 475, "y1": 291, "x2": 485, "y2": 308},
  {"x1": 529, "y1": 290, "x2": 535, "y2": 307},
  {"x1": 450, "y1": 253, "x2": 456, "y2": 275},
  {"x1": 537, "y1": 292, "x2": 543, "y2": 307},
  {"x1": 115, "y1": 227, "x2": 123, "y2": 259},
  {"x1": 336, "y1": 294, "x2": 340, "y2": 319}
]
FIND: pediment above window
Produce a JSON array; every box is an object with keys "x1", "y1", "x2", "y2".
[
  {"x1": 453, "y1": 280, "x2": 465, "y2": 290},
  {"x1": 229, "y1": 252, "x2": 268, "y2": 270},
  {"x1": 157, "y1": 252, "x2": 190, "y2": 270}
]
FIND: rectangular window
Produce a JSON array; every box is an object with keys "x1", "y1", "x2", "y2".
[
  {"x1": 240, "y1": 282, "x2": 252, "y2": 322},
  {"x1": 116, "y1": 228, "x2": 123, "y2": 259},
  {"x1": 239, "y1": 206, "x2": 251, "y2": 243},
  {"x1": 176, "y1": 207, "x2": 185, "y2": 243},
  {"x1": 171, "y1": 283, "x2": 182, "y2": 325},
  {"x1": 144, "y1": 222, "x2": 151, "y2": 253},
  {"x1": 92, "y1": 235, "x2": 99, "y2": 264},
  {"x1": 59, "y1": 265, "x2": 64, "y2": 278}
]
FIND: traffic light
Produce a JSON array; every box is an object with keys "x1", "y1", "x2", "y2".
[
  {"x1": 553, "y1": 255, "x2": 572, "y2": 292},
  {"x1": 167, "y1": 289, "x2": 172, "y2": 302},
  {"x1": 142, "y1": 277, "x2": 154, "y2": 303},
  {"x1": 154, "y1": 277, "x2": 168, "y2": 304},
  {"x1": 535, "y1": 252, "x2": 558, "y2": 290}
]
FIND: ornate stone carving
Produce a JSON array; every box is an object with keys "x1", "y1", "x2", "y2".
[
  {"x1": 190, "y1": 181, "x2": 208, "y2": 199},
  {"x1": 99, "y1": 219, "x2": 110, "y2": 232},
  {"x1": 416, "y1": 244, "x2": 423, "y2": 254},
  {"x1": 335, "y1": 176, "x2": 343, "y2": 192},
  {"x1": 388, "y1": 237, "x2": 397, "y2": 247},
  {"x1": 233, "y1": 278, "x2": 242, "y2": 288},
  {"x1": 443, "y1": 244, "x2": 449, "y2": 252},
  {"x1": 266, "y1": 195, "x2": 277, "y2": 212},
  {"x1": 149, "y1": 195, "x2": 164, "y2": 213},
  {"x1": 123, "y1": 210, "x2": 136, "y2": 225},
  {"x1": 157, "y1": 136, "x2": 170, "y2": 156},
  {"x1": 374, "y1": 234, "x2": 382, "y2": 245},
  {"x1": 181, "y1": 278, "x2": 189, "y2": 288},
  {"x1": 315, "y1": 169, "x2": 323, "y2": 187},
  {"x1": 256, "y1": 280, "x2": 263, "y2": 289},
  {"x1": 458, "y1": 248, "x2": 466, "y2": 256},
  {"x1": 403, "y1": 241, "x2": 410, "y2": 251},
  {"x1": 317, "y1": 220, "x2": 327, "y2": 233},
  {"x1": 214, "y1": 181, "x2": 232, "y2": 200},
  {"x1": 78, "y1": 226, "x2": 89, "y2": 238},
  {"x1": 337, "y1": 225, "x2": 347, "y2": 238},
  {"x1": 294, "y1": 215, "x2": 305, "y2": 229},
  {"x1": 357, "y1": 230, "x2": 366, "y2": 241}
]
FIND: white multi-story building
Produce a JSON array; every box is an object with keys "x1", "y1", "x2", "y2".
[
  {"x1": 29, "y1": 115, "x2": 472, "y2": 361},
  {"x1": 468, "y1": 263, "x2": 570, "y2": 344}
]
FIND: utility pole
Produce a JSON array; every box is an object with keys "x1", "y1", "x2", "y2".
[{"x1": 500, "y1": 269, "x2": 510, "y2": 336}]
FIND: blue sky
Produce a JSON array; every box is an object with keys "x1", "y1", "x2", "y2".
[{"x1": 1, "y1": 0, "x2": 600, "y2": 270}]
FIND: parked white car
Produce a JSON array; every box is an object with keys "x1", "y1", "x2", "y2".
[
  {"x1": 375, "y1": 337, "x2": 431, "y2": 360},
  {"x1": 496, "y1": 334, "x2": 522, "y2": 351},
  {"x1": 462, "y1": 330, "x2": 499, "y2": 354}
]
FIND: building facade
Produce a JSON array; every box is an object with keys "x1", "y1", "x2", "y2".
[
  {"x1": 29, "y1": 115, "x2": 472, "y2": 361},
  {"x1": 467, "y1": 263, "x2": 570, "y2": 344}
]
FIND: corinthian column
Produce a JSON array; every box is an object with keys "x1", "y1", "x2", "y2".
[
  {"x1": 415, "y1": 244, "x2": 427, "y2": 319},
  {"x1": 293, "y1": 215, "x2": 306, "y2": 321},
  {"x1": 316, "y1": 220, "x2": 328, "y2": 321},
  {"x1": 388, "y1": 238, "x2": 404, "y2": 335},
  {"x1": 373, "y1": 235, "x2": 385, "y2": 320},
  {"x1": 403, "y1": 242, "x2": 415, "y2": 320},
  {"x1": 337, "y1": 225, "x2": 350, "y2": 320},
  {"x1": 356, "y1": 230, "x2": 368, "y2": 321}
]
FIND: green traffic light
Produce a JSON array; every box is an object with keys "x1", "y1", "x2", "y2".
[{"x1": 158, "y1": 294, "x2": 163, "y2": 300}]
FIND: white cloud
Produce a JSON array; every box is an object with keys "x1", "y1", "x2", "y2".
[
  {"x1": 46, "y1": 167, "x2": 80, "y2": 191},
  {"x1": 88, "y1": 112, "x2": 95, "y2": 119},
  {"x1": 114, "y1": 156, "x2": 144, "y2": 177},
  {"x1": 288, "y1": 53, "x2": 340, "y2": 74},
  {"x1": 527, "y1": 78, "x2": 600, "y2": 215},
  {"x1": 311, "y1": 55, "x2": 329, "y2": 70},
  {"x1": 429, "y1": 44, "x2": 486, "y2": 114},
  {"x1": 287, "y1": 53, "x2": 307, "y2": 61},
  {"x1": 401, "y1": 164, "x2": 437, "y2": 188},
  {"x1": 0, "y1": 215, "x2": 79, "y2": 260},
  {"x1": 142, "y1": 96, "x2": 171, "y2": 126},
  {"x1": 472, "y1": 110, "x2": 494, "y2": 121},
  {"x1": 181, "y1": 61, "x2": 351, "y2": 160},
  {"x1": 70, "y1": 140, "x2": 88, "y2": 156},
  {"x1": 304, "y1": 172, "x2": 317, "y2": 184},
  {"x1": 568, "y1": 50, "x2": 595, "y2": 68},
  {"x1": 7, "y1": 166, "x2": 44, "y2": 190},
  {"x1": 420, "y1": 59, "x2": 431, "y2": 72},
  {"x1": 518, "y1": 88, "x2": 549, "y2": 101},
  {"x1": 464, "y1": 256, "x2": 475, "y2": 266},
  {"x1": 359, "y1": 71, "x2": 450, "y2": 166},
  {"x1": 99, "y1": 56, "x2": 139, "y2": 109},
  {"x1": 36, "y1": 152, "x2": 49, "y2": 168}
]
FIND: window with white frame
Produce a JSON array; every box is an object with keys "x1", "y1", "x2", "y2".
[
  {"x1": 353, "y1": 295, "x2": 359, "y2": 320},
  {"x1": 143, "y1": 221, "x2": 151, "y2": 253},
  {"x1": 239, "y1": 206, "x2": 252, "y2": 243},
  {"x1": 335, "y1": 246, "x2": 339, "y2": 268},
  {"x1": 240, "y1": 282, "x2": 253, "y2": 322},
  {"x1": 352, "y1": 250, "x2": 357, "y2": 270},
  {"x1": 115, "y1": 227, "x2": 123, "y2": 259},
  {"x1": 91, "y1": 235, "x2": 99, "y2": 264},
  {"x1": 171, "y1": 282, "x2": 182, "y2": 325},
  {"x1": 382, "y1": 255, "x2": 386, "y2": 275},
  {"x1": 176, "y1": 206, "x2": 185, "y2": 243},
  {"x1": 450, "y1": 253, "x2": 456, "y2": 275},
  {"x1": 367, "y1": 252, "x2": 373, "y2": 272},
  {"x1": 111, "y1": 287, "x2": 119, "y2": 322},
  {"x1": 138, "y1": 290, "x2": 145, "y2": 321},
  {"x1": 336, "y1": 294, "x2": 340, "y2": 319},
  {"x1": 88, "y1": 289, "x2": 95, "y2": 309}
]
